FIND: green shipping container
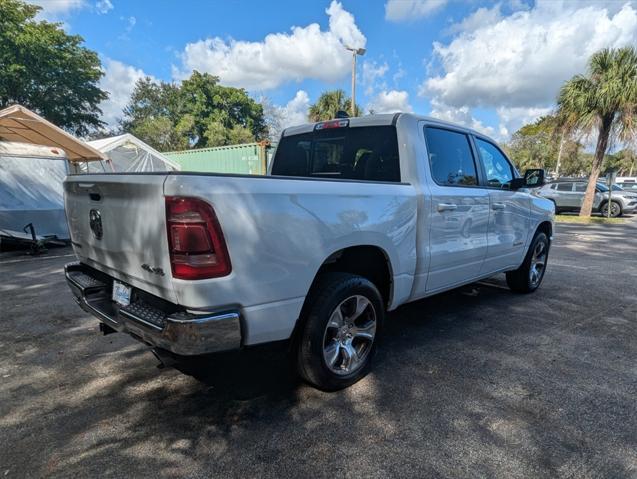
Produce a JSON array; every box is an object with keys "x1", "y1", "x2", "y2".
[{"x1": 164, "y1": 142, "x2": 271, "y2": 175}]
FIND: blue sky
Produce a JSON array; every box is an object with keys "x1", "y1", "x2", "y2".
[{"x1": 33, "y1": 0, "x2": 637, "y2": 139}]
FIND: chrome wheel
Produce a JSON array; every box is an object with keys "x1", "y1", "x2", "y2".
[
  {"x1": 322, "y1": 295, "x2": 377, "y2": 376},
  {"x1": 529, "y1": 240, "x2": 547, "y2": 287}
]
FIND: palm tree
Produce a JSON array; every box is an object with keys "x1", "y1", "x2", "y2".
[
  {"x1": 308, "y1": 89, "x2": 361, "y2": 122},
  {"x1": 556, "y1": 47, "x2": 637, "y2": 216}
]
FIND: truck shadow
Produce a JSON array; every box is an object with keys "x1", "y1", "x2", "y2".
[
  {"x1": 171, "y1": 342, "x2": 299, "y2": 400},
  {"x1": 169, "y1": 278, "x2": 511, "y2": 401}
]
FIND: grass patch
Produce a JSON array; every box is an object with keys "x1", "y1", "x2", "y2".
[{"x1": 555, "y1": 214, "x2": 626, "y2": 224}]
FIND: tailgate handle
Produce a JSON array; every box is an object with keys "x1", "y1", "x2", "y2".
[{"x1": 89, "y1": 192, "x2": 101, "y2": 202}]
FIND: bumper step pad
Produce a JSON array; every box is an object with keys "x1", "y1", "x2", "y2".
[
  {"x1": 120, "y1": 301, "x2": 167, "y2": 329},
  {"x1": 67, "y1": 271, "x2": 106, "y2": 290}
]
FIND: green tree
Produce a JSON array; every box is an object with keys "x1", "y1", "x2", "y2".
[
  {"x1": 556, "y1": 47, "x2": 637, "y2": 216},
  {"x1": 506, "y1": 115, "x2": 584, "y2": 176},
  {"x1": 308, "y1": 89, "x2": 361, "y2": 122},
  {"x1": 0, "y1": 0, "x2": 107, "y2": 135},
  {"x1": 507, "y1": 116, "x2": 558, "y2": 171},
  {"x1": 122, "y1": 72, "x2": 267, "y2": 151},
  {"x1": 605, "y1": 148, "x2": 637, "y2": 176}
]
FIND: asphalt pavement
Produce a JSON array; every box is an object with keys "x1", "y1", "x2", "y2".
[{"x1": 1, "y1": 219, "x2": 636, "y2": 478}]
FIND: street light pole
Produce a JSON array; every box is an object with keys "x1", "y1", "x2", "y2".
[
  {"x1": 345, "y1": 46, "x2": 366, "y2": 117},
  {"x1": 351, "y1": 50, "x2": 357, "y2": 117}
]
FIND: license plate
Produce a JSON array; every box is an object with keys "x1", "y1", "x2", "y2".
[{"x1": 112, "y1": 280, "x2": 132, "y2": 306}]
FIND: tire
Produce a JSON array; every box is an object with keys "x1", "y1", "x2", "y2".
[
  {"x1": 296, "y1": 272, "x2": 384, "y2": 391},
  {"x1": 506, "y1": 231, "x2": 550, "y2": 294},
  {"x1": 599, "y1": 201, "x2": 622, "y2": 218}
]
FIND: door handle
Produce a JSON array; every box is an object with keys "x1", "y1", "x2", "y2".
[
  {"x1": 437, "y1": 203, "x2": 458, "y2": 212},
  {"x1": 492, "y1": 202, "x2": 506, "y2": 210}
]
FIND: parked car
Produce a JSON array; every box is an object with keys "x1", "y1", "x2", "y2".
[
  {"x1": 617, "y1": 181, "x2": 637, "y2": 192},
  {"x1": 537, "y1": 180, "x2": 637, "y2": 217},
  {"x1": 63, "y1": 113, "x2": 554, "y2": 391}
]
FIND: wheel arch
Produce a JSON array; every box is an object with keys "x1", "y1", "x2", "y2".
[
  {"x1": 310, "y1": 244, "x2": 394, "y2": 308},
  {"x1": 536, "y1": 220, "x2": 553, "y2": 241}
]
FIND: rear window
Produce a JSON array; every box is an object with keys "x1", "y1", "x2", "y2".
[
  {"x1": 424, "y1": 127, "x2": 478, "y2": 187},
  {"x1": 271, "y1": 126, "x2": 400, "y2": 182}
]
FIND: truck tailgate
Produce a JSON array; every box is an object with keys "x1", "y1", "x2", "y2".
[{"x1": 64, "y1": 174, "x2": 177, "y2": 303}]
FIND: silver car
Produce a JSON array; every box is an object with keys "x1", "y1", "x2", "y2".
[
  {"x1": 538, "y1": 180, "x2": 637, "y2": 217},
  {"x1": 617, "y1": 181, "x2": 637, "y2": 192}
]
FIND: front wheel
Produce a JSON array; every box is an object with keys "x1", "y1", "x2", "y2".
[
  {"x1": 600, "y1": 201, "x2": 622, "y2": 218},
  {"x1": 296, "y1": 272, "x2": 384, "y2": 391},
  {"x1": 506, "y1": 231, "x2": 550, "y2": 293}
]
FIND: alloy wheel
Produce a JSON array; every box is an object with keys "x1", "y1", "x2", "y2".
[
  {"x1": 529, "y1": 240, "x2": 547, "y2": 287},
  {"x1": 322, "y1": 295, "x2": 377, "y2": 376}
]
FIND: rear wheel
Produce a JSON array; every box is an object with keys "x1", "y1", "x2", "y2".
[
  {"x1": 296, "y1": 273, "x2": 383, "y2": 391},
  {"x1": 506, "y1": 231, "x2": 549, "y2": 293}
]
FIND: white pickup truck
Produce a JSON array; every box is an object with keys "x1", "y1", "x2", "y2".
[{"x1": 64, "y1": 113, "x2": 554, "y2": 390}]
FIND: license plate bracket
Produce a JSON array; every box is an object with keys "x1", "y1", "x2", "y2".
[{"x1": 112, "y1": 280, "x2": 132, "y2": 307}]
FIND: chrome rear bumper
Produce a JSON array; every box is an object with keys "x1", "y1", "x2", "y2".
[{"x1": 65, "y1": 262, "x2": 242, "y2": 355}]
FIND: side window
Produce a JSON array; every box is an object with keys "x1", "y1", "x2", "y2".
[
  {"x1": 574, "y1": 182, "x2": 587, "y2": 192},
  {"x1": 270, "y1": 132, "x2": 312, "y2": 176},
  {"x1": 424, "y1": 127, "x2": 478, "y2": 186},
  {"x1": 475, "y1": 138, "x2": 514, "y2": 189},
  {"x1": 556, "y1": 183, "x2": 573, "y2": 192}
]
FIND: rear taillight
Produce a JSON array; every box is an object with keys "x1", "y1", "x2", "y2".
[{"x1": 165, "y1": 197, "x2": 231, "y2": 280}]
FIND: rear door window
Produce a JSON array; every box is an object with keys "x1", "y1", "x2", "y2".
[
  {"x1": 424, "y1": 127, "x2": 478, "y2": 186},
  {"x1": 272, "y1": 126, "x2": 400, "y2": 182},
  {"x1": 557, "y1": 183, "x2": 573, "y2": 192}
]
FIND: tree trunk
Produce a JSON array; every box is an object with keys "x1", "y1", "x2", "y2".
[
  {"x1": 555, "y1": 132, "x2": 565, "y2": 177},
  {"x1": 579, "y1": 116, "x2": 613, "y2": 217}
]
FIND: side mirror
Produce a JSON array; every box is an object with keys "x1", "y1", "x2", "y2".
[{"x1": 511, "y1": 169, "x2": 545, "y2": 189}]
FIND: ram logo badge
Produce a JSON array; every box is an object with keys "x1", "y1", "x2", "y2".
[{"x1": 89, "y1": 209, "x2": 103, "y2": 240}]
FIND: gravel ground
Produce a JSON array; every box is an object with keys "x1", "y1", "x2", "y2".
[{"x1": 1, "y1": 220, "x2": 636, "y2": 478}]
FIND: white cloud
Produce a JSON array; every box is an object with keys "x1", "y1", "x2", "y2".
[
  {"x1": 368, "y1": 90, "x2": 413, "y2": 113},
  {"x1": 326, "y1": 0, "x2": 366, "y2": 49},
  {"x1": 361, "y1": 60, "x2": 389, "y2": 95},
  {"x1": 429, "y1": 99, "x2": 495, "y2": 136},
  {"x1": 495, "y1": 106, "x2": 552, "y2": 138},
  {"x1": 385, "y1": 0, "x2": 448, "y2": 22},
  {"x1": 262, "y1": 91, "x2": 310, "y2": 140},
  {"x1": 279, "y1": 90, "x2": 311, "y2": 130},
  {"x1": 28, "y1": 0, "x2": 85, "y2": 15},
  {"x1": 423, "y1": 2, "x2": 637, "y2": 109},
  {"x1": 421, "y1": 1, "x2": 637, "y2": 137},
  {"x1": 95, "y1": 0, "x2": 113, "y2": 14},
  {"x1": 362, "y1": 61, "x2": 389, "y2": 85},
  {"x1": 174, "y1": 1, "x2": 365, "y2": 90},
  {"x1": 99, "y1": 59, "x2": 150, "y2": 126},
  {"x1": 446, "y1": 4, "x2": 502, "y2": 34}
]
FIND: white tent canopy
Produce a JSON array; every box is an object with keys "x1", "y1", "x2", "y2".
[
  {"x1": 87, "y1": 134, "x2": 180, "y2": 172},
  {"x1": 0, "y1": 141, "x2": 70, "y2": 239},
  {"x1": 0, "y1": 105, "x2": 106, "y2": 162}
]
